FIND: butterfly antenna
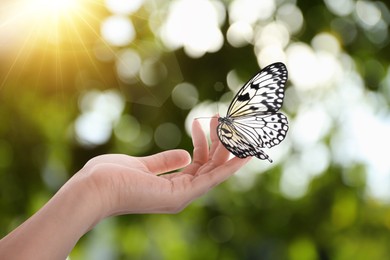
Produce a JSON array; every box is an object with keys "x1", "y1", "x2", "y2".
[{"x1": 194, "y1": 116, "x2": 218, "y2": 120}]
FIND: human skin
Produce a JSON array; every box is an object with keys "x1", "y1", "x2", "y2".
[{"x1": 0, "y1": 118, "x2": 250, "y2": 259}]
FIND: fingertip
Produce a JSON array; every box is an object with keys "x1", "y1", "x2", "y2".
[
  {"x1": 142, "y1": 149, "x2": 192, "y2": 174},
  {"x1": 175, "y1": 149, "x2": 192, "y2": 166},
  {"x1": 210, "y1": 116, "x2": 219, "y2": 127},
  {"x1": 210, "y1": 119, "x2": 219, "y2": 142},
  {"x1": 192, "y1": 117, "x2": 202, "y2": 130}
]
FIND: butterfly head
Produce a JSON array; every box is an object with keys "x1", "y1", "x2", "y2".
[{"x1": 218, "y1": 116, "x2": 233, "y2": 125}]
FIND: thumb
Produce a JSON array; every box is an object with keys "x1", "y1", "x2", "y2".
[{"x1": 140, "y1": 149, "x2": 191, "y2": 175}]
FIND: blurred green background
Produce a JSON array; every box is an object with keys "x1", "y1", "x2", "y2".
[{"x1": 1, "y1": 0, "x2": 390, "y2": 259}]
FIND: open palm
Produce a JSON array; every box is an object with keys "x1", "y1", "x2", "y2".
[{"x1": 78, "y1": 117, "x2": 251, "y2": 217}]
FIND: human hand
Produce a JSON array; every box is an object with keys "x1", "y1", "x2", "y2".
[
  {"x1": 77, "y1": 117, "x2": 251, "y2": 218},
  {"x1": 0, "y1": 118, "x2": 251, "y2": 260}
]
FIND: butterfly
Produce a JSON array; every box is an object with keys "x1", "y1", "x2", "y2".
[{"x1": 217, "y1": 62, "x2": 289, "y2": 163}]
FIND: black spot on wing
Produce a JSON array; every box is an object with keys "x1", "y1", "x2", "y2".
[
  {"x1": 217, "y1": 120, "x2": 273, "y2": 163},
  {"x1": 237, "y1": 93, "x2": 250, "y2": 101}
]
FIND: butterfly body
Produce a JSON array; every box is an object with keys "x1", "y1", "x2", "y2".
[{"x1": 217, "y1": 62, "x2": 289, "y2": 163}]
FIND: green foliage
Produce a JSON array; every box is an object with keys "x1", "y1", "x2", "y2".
[{"x1": 1, "y1": 0, "x2": 390, "y2": 259}]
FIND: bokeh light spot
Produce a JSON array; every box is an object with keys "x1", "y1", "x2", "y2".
[
  {"x1": 101, "y1": 15, "x2": 136, "y2": 46},
  {"x1": 140, "y1": 59, "x2": 168, "y2": 86},
  {"x1": 75, "y1": 112, "x2": 113, "y2": 146},
  {"x1": 226, "y1": 21, "x2": 253, "y2": 47},
  {"x1": 311, "y1": 32, "x2": 340, "y2": 55},
  {"x1": 255, "y1": 22, "x2": 290, "y2": 49},
  {"x1": 171, "y1": 82, "x2": 199, "y2": 109},
  {"x1": 324, "y1": 0, "x2": 355, "y2": 17},
  {"x1": 114, "y1": 115, "x2": 141, "y2": 143},
  {"x1": 286, "y1": 42, "x2": 342, "y2": 90},
  {"x1": 154, "y1": 123, "x2": 182, "y2": 149},
  {"x1": 160, "y1": 0, "x2": 225, "y2": 58},
  {"x1": 276, "y1": 3, "x2": 304, "y2": 34},
  {"x1": 290, "y1": 105, "x2": 332, "y2": 149},
  {"x1": 281, "y1": 158, "x2": 310, "y2": 200},
  {"x1": 116, "y1": 49, "x2": 142, "y2": 84},
  {"x1": 229, "y1": 0, "x2": 275, "y2": 24},
  {"x1": 355, "y1": 0, "x2": 382, "y2": 29},
  {"x1": 75, "y1": 90, "x2": 125, "y2": 147}
]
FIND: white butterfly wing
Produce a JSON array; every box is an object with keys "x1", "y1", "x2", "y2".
[
  {"x1": 217, "y1": 62, "x2": 289, "y2": 162},
  {"x1": 217, "y1": 119, "x2": 272, "y2": 161},
  {"x1": 227, "y1": 62, "x2": 287, "y2": 117},
  {"x1": 217, "y1": 113, "x2": 288, "y2": 162},
  {"x1": 234, "y1": 113, "x2": 289, "y2": 148}
]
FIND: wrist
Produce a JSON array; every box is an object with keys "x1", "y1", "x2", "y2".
[{"x1": 67, "y1": 169, "x2": 108, "y2": 231}]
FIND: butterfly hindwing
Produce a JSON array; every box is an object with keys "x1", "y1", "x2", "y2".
[
  {"x1": 234, "y1": 113, "x2": 289, "y2": 148},
  {"x1": 217, "y1": 120, "x2": 272, "y2": 162},
  {"x1": 217, "y1": 62, "x2": 289, "y2": 162}
]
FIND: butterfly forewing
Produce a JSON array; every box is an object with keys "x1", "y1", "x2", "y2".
[
  {"x1": 217, "y1": 62, "x2": 289, "y2": 162},
  {"x1": 227, "y1": 62, "x2": 288, "y2": 118}
]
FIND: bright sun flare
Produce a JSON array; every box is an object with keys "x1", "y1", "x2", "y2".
[
  {"x1": 0, "y1": 0, "x2": 106, "y2": 90},
  {"x1": 31, "y1": 0, "x2": 78, "y2": 14},
  {"x1": 26, "y1": 0, "x2": 80, "y2": 20},
  {"x1": 13, "y1": 0, "x2": 87, "y2": 44},
  {"x1": 46, "y1": 0, "x2": 77, "y2": 11}
]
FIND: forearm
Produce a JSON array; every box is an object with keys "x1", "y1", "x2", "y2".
[{"x1": 0, "y1": 174, "x2": 104, "y2": 260}]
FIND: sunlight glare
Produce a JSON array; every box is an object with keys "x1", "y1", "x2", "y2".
[
  {"x1": 23, "y1": 0, "x2": 79, "y2": 18},
  {"x1": 3, "y1": 0, "x2": 89, "y2": 46},
  {"x1": 39, "y1": 0, "x2": 78, "y2": 13}
]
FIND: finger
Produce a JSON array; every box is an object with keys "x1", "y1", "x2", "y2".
[
  {"x1": 140, "y1": 149, "x2": 191, "y2": 175},
  {"x1": 182, "y1": 119, "x2": 210, "y2": 176},
  {"x1": 209, "y1": 116, "x2": 220, "y2": 158},
  {"x1": 192, "y1": 142, "x2": 231, "y2": 177},
  {"x1": 208, "y1": 115, "x2": 230, "y2": 164},
  {"x1": 190, "y1": 157, "x2": 251, "y2": 196},
  {"x1": 209, "y1": 141, "x2": 231, "y2": 166},
  {"x1": 191, "y1": 119, "x2": 209, "y2": 165}
]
